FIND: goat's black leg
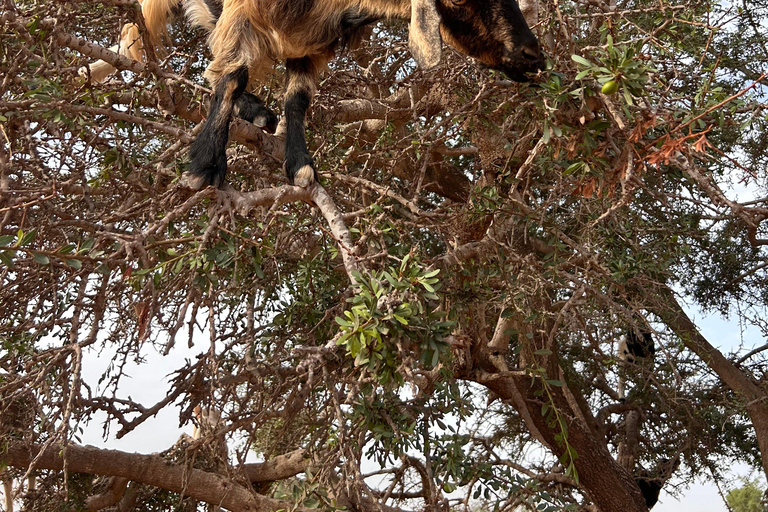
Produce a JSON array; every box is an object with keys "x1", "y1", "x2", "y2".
[
  {"x1": 284, "y1": 57, "x2": 320, "y2": 187},
  {"x1": 188, "y1": 66, "x2": 248, "y2": 188},
  {"x1": 235, "y1": 92, "x2": 278, "y2": 133}
]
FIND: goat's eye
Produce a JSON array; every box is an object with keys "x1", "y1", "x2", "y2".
[{"x1": 451, "y1": 0, "x2": 468, "y2": 5}]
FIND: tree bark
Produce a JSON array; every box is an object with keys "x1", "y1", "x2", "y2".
[
  {"x1": 649, "y1": 285, "x2": 768, "y2": 479},
  {"x1": 460, "y1": 283, "x2": 649, "y2": 511},
  {"x1": 471, "y1": 356, "x2": 648, "y2": 511},
  {"x1": 2, "y1": 442, "x2": 296, "y2": 512},
  {"x1": 517, "y1": 0, "x2": 539, "y2": 27}
]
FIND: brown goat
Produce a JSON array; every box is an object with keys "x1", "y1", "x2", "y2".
[
  {"x1": 79, "y1": 21, "x2": 145, "y2": 82},
  {"x1": 107, "y1": 0, "x2": 545, "y2": 187}
]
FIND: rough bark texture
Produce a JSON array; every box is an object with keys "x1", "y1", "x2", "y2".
[
  {"x1": 2, "y1": 442, "x2": 294, "y2": 512},
  {"x1": 649, "y1": 286, "x2": 768, "y2": 479}
]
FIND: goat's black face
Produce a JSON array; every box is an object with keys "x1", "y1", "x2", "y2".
[{"x1": 436, "y1": 0, "x2": 545, "y2": 82}]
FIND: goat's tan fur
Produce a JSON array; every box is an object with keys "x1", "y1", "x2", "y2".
[
  {"x1": 86, "y1": 0, "x2": 448, "y2": 87},
  {"x1": 79, "y1": 22, "x2": 145, "y2": 83},
  {"x1": 142, "y1": 0, "x2": 414, "y2": 84},
  {"x1": 183, "y1": 0, "x2": 219, "y2": 32}
]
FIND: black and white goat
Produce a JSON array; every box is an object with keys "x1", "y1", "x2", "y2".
[
  {"x1": 635, "y1": 456, "x2": 679, "y2": 509},
  {"x1": 97, "y1": 0, "x2": 544, "y2": 188},
  {"x1": 617, "y1": 328, "x2": 656, "y2": 401}
]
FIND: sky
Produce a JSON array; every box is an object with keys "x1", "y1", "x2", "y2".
[
  {"x1": 71, "y1": 298, "x2": 767, "y2": 512},
  {"x1": 654, "y1": 304, "x2": 766, "y2": 511}
]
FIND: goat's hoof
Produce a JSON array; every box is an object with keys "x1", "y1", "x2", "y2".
[
  {"x1": 293, "y1": 165, "x2": 315, "y2": 188},
  {"x1": 253, "y1": 112, "x2": 278, "y2": 134},
  {"x1": 185, "y1": 173, "x2": 212, "y2": 190}
]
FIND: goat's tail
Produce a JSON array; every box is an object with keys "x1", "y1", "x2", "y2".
[
  {"x1": 141, "y1": 0, "x2": 183, "y2": 45},
  {"x1": 143, "y1": 0, "x2": 220, "y2": 45}
]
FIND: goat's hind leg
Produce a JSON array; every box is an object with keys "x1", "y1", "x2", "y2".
[
  {"x1": 235, "y1": 92, "x2": 278, "y2": 133},
  {"x1": 284, "y1": 57, "x2": 322, "y2": 188},
  {"x1": 188, "y1": 66, "x2": 249, "y2": 188}
]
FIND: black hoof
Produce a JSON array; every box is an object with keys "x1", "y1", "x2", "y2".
[
  {"x1": 235, "y1": 92, "x2": 278, "y2": 134},
  {"x1": 285, "y1": 152, "x2": 317, "y2": 187},
  {"x1": 189, "y1": 133, "x2": 227, "y2": 188}
]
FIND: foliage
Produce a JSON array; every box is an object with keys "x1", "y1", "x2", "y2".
[
  {"x1": 727, "y1": 479, "x2": 768, "y2": 512},
  {"x1": 2, "y1": 0, "x2": 768, "y2": 511}
]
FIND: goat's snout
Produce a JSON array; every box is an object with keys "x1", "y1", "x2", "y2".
[
  {"x1": 520, "y1": 41, "x2": 541, "y2": 61},
  {"x1": 500, "y1": 37, "x2": 545, "y2": 81},
  {"x1": 518, "y1": 33, "x2": 545, "y2": 70}
]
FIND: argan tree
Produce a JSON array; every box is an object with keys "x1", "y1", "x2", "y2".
[{"x1": 2, "y1": 0, "x2": 768, "y2": 511}]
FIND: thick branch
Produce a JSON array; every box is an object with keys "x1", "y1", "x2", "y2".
[
  {"x1": 648, "y1": 285, "x2": 768, "y2": 478},
  {"x1": 2, "y1": 442, "x2": 292, "y2": 512},
  {"x1": 458, "y1": 284, "x2": 649, "y2": 511},
  {"x1": 242, "y1": 449, "x2": 308, "y2": 483},
  {"x1": 85, "y1": 477, "x2": 129, "y2": 511},
  {"x1": 225, "y1": 183, "x2": 360, "y2": 284},
  {"x1": 310, "y1": 184, "x2": 360, "y2": 283}
]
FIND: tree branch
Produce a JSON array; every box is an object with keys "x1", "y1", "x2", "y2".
[{"x1": 2, "y1": 442, "x2": 293, "y2": 512}]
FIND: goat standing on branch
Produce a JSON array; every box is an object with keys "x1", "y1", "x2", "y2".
[
  {"x1": 617, "y1": 327, "x2": 656, "y2": 401},
  {"x1": 79, "y1": 21, "x2": 145, "y2": 82},
  {"x1": 136, "y1": 0, "x2": 544, "y2": 188}
]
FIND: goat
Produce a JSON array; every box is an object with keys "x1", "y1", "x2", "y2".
[
  {"x1": 191, "y1": 404, "x2": 222, "y2": 439},
  {"x1": 79, "y1": 22, "x2": 145, "y2": 83},
  {"x1": 635, "y1": 456, "x2": 679, "y2": 509},
  {"x1": 80, "y1": 1, "x2": 278, "y2": 133},
  {"x1": 134, "y1": 0, "x2": 544, "y2": 188},
  {"x1": 617, "y1": 328, "x2": 656, "y2": 401}
]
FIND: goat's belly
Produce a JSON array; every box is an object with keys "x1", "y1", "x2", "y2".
[{"x1": 268, "y1": 29, "x2": 335, "y2": 60}]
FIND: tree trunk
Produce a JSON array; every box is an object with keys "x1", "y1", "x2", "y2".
[
  {"x1": 649, "y1": 286, "x2": 768, "y2": 479},
  {"x1": 463, "y1": 284, "x2": 650, "y2": 512}
]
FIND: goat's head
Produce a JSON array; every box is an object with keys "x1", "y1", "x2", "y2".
[{"x1": 409, "y1": 0, "x2": 545, "y2": 82}]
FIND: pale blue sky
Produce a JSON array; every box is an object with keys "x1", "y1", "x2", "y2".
[
  {"x1": 654, "y1": 304, "x2": 766, "y2": 511},
  {"x1": 77, "y1": 300, "x2": 766, "y2": 511}
]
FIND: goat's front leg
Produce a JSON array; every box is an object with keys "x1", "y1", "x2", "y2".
[
  {"x1": 189, "y1": 66, "x2": 249, "y2": 188},
  {"x1": 284, "y1": 57, "x2": 321, "y2": 187}
]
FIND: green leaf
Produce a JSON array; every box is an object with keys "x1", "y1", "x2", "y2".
[
  {"x1": 563, "y1": 162, "x2": 584, "y2": 175},
  {"x1": 574, "y1": 69, "x2": 591, "y2": 80},
  {"x1": 65, "y1": 259, "x2": 82, "y2": 269},
  {"x1": 335, "y1": 316, "x2": 353, "y2": 327},
  {"x1": 0, "y1": 235, "x2": 14, "y2": 246},
  {"x1": 400, "y1": 253, "x2": 410, "y2": 273},
  {"x1": 534, "y1": 349, "x2": 553, "y2": 356},
  {"x1": 546, "y1": 379, "x2": 563, "y2": 387},
  {"x1": 0, "y1": 251, "x2": 14, "y2": 267},
  {"x1": 32, "y1": 252, "x2": 50, "y2": 265},
  {"x1": 78, "y1": 238, "x2": 95, "y2": 253},
  {"x1": 571, "y1": 54, "x2": 593, "y2": 67},
  {"x1": 18, "y1": 229, "x2": 37, "y2": 247}
]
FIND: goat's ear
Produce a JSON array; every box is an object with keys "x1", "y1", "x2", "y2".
[{"x1": 409, "y1": 0, "x2": 442, "y2": 69}]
